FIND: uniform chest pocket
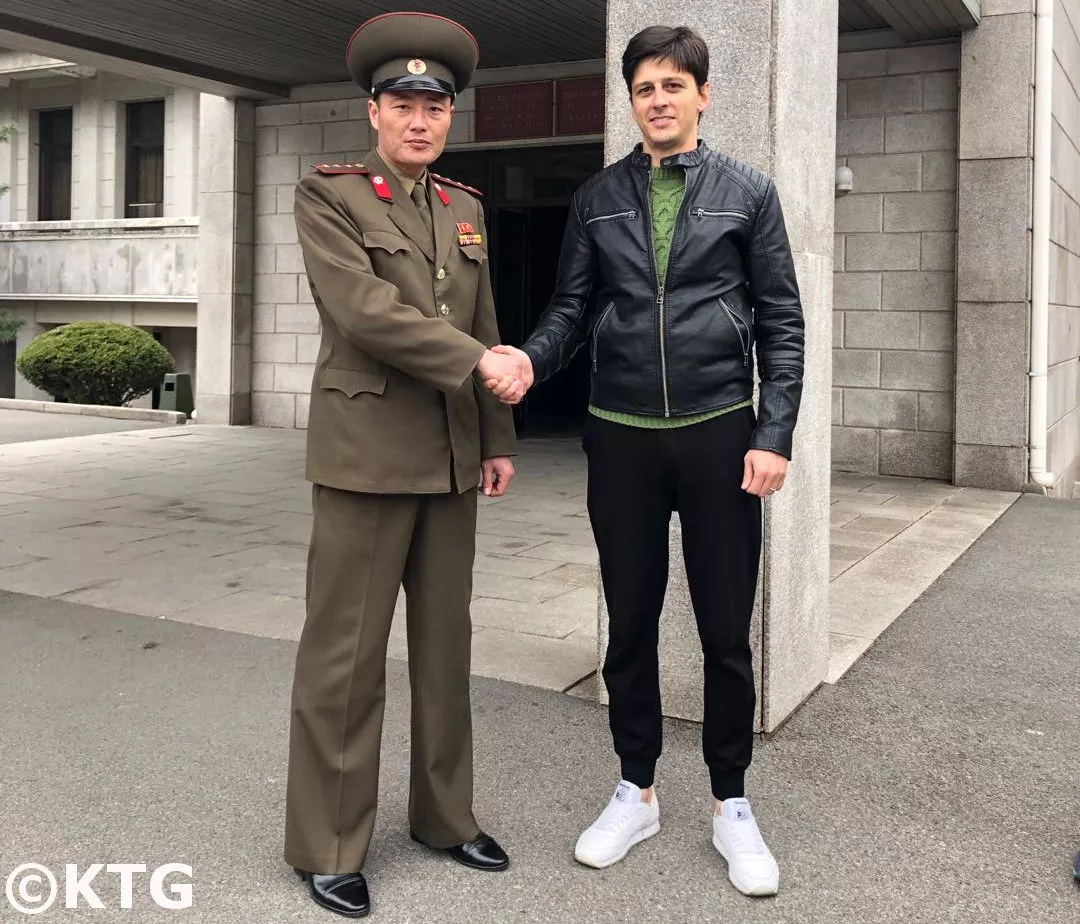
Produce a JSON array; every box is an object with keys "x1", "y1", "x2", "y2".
[
  {"x1": 459, "y1": 244, "x2": 486, "y2": 264},
  {"x1": 362, "y1": 231, "x2": 414, "y2": 255}
]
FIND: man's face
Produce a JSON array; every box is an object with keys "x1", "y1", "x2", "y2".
[
  {"x1": 629, "y1": 57, "x2": 709, "y2": 158},
  {"x1": 368, "y1": 89, "x2": 454, "y2": 175}
]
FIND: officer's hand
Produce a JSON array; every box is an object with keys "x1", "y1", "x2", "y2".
[
  {"x1": 742, "y1": 449, "x2": 788, "y2": 498},
  {"x1": 488, "y1": 345, "x2": 534, "y2": 405},
  {"x1": 481, "y1": 456, "x2": 516, "y2": 497},
  {"x1": 477, "y1": 349, "x2": 523, "y2": 402}
]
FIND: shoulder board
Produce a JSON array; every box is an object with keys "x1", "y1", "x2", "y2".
[
  {"x1": 430, "y1": 173, "x2": 483, "y2": 198},
  {"x1": 312, "y1": 163, "x2": 370, "y2": 175}
]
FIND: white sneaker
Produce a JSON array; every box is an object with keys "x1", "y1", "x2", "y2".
[
  {"x1": 712, "y1": 798, "x2": 779, "y2": 896},
  {"x1": 574, "y1": 781, "x2": 661, "y2": 868}
]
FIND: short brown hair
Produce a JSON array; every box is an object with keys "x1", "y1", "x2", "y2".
[{"x1": 621, "y1": 26, "x2": 709, "y2": 95}]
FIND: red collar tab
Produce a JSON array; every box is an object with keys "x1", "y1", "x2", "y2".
[
  {"x1": 432, "y1": 182, "x2": 451, "y2": 207},
  {"x1": 313, "y1": 163, "x2": 370, "y2": 175},
  {"x1": 370, "y1": 173, "x2": 393, "y2": 202},
  {"x1": 430, "y1": 173, "x2": 483, "y2": 198}
]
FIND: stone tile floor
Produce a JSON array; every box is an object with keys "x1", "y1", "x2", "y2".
[
  {"x1": 826, "y1": 472, "x2": 1018, "y2": 681},
  {"x1": 0, "y1": 422, "x2": 1018, "y2": 695}
]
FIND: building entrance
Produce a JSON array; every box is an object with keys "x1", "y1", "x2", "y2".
[{"x1": 434, "y1": 143, "x2": 603, "y2": 437}]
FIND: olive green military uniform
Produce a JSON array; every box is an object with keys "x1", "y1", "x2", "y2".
[{"x1": 283, "y1": 19, "x2": 516, "y2": 874}]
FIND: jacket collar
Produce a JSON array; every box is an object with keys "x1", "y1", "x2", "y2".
[
  {"x1": 629, "y1": 139, "x2": 709, "y2": 170},
  {"x1": 366, "y1": 148, "x2": 436, "y2": 263}
]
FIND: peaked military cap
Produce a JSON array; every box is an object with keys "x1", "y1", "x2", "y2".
[{"x1": 346, "y1": 11, "x2": 479, "y2": 100}]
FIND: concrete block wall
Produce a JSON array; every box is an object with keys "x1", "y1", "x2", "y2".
[
  {"x1": 1049, "y1": 0, "x2": 1080, "y2": 493},
  {"x1": 834, "y1": 42, "x2": 959, "y2": 479}
]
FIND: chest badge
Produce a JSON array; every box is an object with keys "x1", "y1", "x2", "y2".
[{"x1": 456, "y1": 222, "x2": 482, "y2": 246}]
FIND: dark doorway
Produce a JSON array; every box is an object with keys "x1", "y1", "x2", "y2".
[
  {"x1": 434, "y1": 144, "x2": 602, "y2": 438},
  {"x1": 0, "y1": 341, "x2": 15, "y2": 399}
]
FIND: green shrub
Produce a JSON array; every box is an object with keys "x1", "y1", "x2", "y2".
[
  {"x1": 16, "y1": 321, "x2": 175, "y2": 406},
  {"x1": 0, "y1": 310, "x2": 23, "y2": 344}
]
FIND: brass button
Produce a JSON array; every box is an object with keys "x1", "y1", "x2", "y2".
[
  {"x1": 439, "y1": 304, "x2": 449, "y2": 316},
  {"x1": 436, "y1": 267, "x2": 446, "y2": 280}
]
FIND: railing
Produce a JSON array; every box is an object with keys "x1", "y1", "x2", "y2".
[{"x1": 0, "y1": 218, "x2": 199, "y2": 302}]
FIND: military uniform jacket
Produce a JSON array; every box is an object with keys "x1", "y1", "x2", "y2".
[{"x1": 294, "y1": 149, "x2": 517, "y2": 494}]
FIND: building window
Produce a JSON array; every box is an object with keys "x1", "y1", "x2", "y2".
[
  {"x1": 38, "y1": 108, "x2": 73, "y2": 221},
  {"x1": 125, "y1": 100, "x2": 165, "y2": 218}
]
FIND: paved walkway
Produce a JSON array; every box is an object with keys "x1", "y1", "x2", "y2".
[
  {"x1": 1, "y1": 494, "x2": 1077, "y2": 923},
  {"x1": 0, "y1": 416, "x2": 1018, "y2": 694},
  {"x1": 0, "y1": 407, "x2": 171, "y2": 444}
]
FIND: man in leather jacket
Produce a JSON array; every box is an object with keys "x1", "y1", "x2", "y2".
[{"x1": 486, "y1": 25, "x2": 804, "y2": 897}]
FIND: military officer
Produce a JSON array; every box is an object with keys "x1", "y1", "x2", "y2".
[{"x1": 284, "y1": 11, "x2": 527, "y2": 918}]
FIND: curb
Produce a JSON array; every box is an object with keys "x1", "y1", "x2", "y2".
[{"x1": 0, "y1": 397, "x2": 188, "y2": 425}]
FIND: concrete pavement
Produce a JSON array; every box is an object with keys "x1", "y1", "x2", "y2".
[
  {"x1": 1, "y1": 494, "x2": 1078, "y2": 922},
  {"x1": 0, "y1": 424, "x2": 1018, "y2": 698},
  {"x1": 0, "y1": 407, "x2": 175, "y2": 444}
]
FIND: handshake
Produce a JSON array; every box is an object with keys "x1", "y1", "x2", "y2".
[{"x1": 476, "y1": 345, "x2": 534, "y2": 405}]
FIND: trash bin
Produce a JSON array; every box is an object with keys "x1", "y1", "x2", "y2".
[{"x1": 159, "y1": 373, "x2": 194, "y2": 416}]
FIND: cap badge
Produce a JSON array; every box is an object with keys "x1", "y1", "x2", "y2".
[{"x1": 407, "y1": 59, "x2": 428, "y2": 75}]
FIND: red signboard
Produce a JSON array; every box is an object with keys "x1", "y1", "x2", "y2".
[
  {"x1": 556, "y1": 76, "x2": 606, "y2": 136},
  {"x1": 475, "y1": 82, "x2": 554, "y2": 142}
]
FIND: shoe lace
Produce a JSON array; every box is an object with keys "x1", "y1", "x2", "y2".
[
  {"x1": 726, "y1": 816, "x2": 769, "y2": 858},
  {"x1": 594, "y1": 800, "x2": 640, "y2": 834}
]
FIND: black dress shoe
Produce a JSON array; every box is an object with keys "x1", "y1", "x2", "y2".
[
  {"x1": 294, "y1": 868, "x2": 370, "y2": 918},
  {"x1": 411, "y1": 831, "x2": 510, "y2": 871}
]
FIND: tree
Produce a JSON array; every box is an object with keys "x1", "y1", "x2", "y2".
[
  {"x1": 0, "y1": 123, "x2": 13, "y2": 198},
  {"x1": 0, "y1": 313, "x2": 22, "y2": 344}
]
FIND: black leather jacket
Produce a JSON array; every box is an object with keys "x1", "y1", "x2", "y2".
[{"x1": 520, "y1": 140, "x2": 805, "y2": 459}]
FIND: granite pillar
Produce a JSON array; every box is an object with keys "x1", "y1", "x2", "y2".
[
  {"x1": 195, "y1": 94, "x2": 254, "y2": 425},
  {"x1": 954, "y1": 6, "x2": 1035, "y2": 489},
  {"x1": 598, "y1": 2, "x2": 836, "y2": 733}
]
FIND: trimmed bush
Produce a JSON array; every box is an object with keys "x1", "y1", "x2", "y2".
[{"x1": 16, "y1": 321, "x2": 175, "y2": 406}]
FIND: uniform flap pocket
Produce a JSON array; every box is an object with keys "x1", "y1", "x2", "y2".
[
  {"x1": 459, "y1": 243, "x2": 486, "y2": 263},
  {"x1": 319, "y1": 369, "x2": 387, "y2": 397},
  {"x1": 362, "y1": 231, "x2": 413, "y2": 254}
]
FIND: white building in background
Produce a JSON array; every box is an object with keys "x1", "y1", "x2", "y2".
[{"x1": 0, "y1": 49, "x2": 198, "y2": 402}]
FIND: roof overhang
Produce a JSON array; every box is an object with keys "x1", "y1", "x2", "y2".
[
  {"x1": 0, "y1": 1, "x2": 607, "y2": 99},
  {"x1": 0, "y1": 1, "x2": 980, "y2": 100},
  {"x1": 840, "y1": 0, "x2": 980, "y2": 41}
]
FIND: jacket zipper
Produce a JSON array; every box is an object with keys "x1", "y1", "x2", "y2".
[
  {"x1": 591, "y1": 302, "x2": 615, "y2": 371},
  {"x1": 691, "y1": 207, "x2": 749, "y2": 221},
  {"x1": 644, "y1": 171, "x2": 688, "y2": 418},
  {"x1": 719, "y1": 295, "x2": 750, "y2": 366},
  {"x1": 585, "y1": 209, "x2": 638, "y2": 226}
]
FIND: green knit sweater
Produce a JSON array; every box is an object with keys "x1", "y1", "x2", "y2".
[{"x1": 588, "y1": 165, "x2": 752, "y2": 429}]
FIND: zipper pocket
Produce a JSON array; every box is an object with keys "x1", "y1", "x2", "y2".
[
  {"x1": 585, "y1": 209, "x2": 638, "y2": 226},
  {"x1": 719, "y1": 296, "x2": 750, "y2": 366},
  {"x1": 591, "y1": 302, "x2": 615, "y2": 371},
  {"x1": 691, "y1": 207, "x2": 750, "y2": 222}
]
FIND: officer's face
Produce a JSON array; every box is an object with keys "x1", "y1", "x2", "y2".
[
  {"x1": 629, "y1": 58, "x2": 709, "y2": 160},
  {"x1": 369, "y1": 90, "x2": 455, "y2": 175}
]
